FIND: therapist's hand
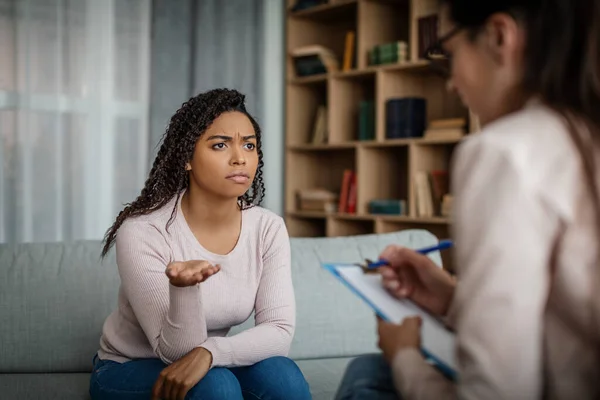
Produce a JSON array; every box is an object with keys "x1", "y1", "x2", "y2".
[
  {"x1": 377, "y1": 316, "x2": 422, "y2": 364},
  {"x1": 378, "y1": 245, "x2": 456, "y2": 317}
]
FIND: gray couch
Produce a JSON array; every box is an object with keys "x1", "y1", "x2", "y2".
[{"x1": 0, "y1": 229, "x2": 441, "y2": 399}]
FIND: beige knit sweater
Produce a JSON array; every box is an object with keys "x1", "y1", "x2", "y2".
[{"x1": 97, "y1": 194, "x2": 295, "y2": 368}]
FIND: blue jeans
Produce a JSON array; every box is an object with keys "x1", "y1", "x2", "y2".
[
  {"x1": 89, "y1": 354, "x2": 312, "y2": 400},
  {"x1": 335, "y1": 354, "x2": 401, "y2": 400}
]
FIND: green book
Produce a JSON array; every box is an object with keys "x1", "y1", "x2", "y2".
[{"x1": 358, "y1": 100, "x2": 375, "y2": 141}]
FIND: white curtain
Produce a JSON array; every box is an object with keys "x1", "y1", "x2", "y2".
[{"x1": 0, "y1": 0, "x2": 151, "y2": 243}]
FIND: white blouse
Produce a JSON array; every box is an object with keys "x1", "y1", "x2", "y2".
[{"x1": 392, "y1": 99, "x2": 600, "y2": 399}]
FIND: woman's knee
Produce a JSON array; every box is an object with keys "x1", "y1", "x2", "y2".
[
  {"x1": 236, "y1": 356, "x2": 311, "y2": 399},
  {"x1": 186, "y1": 367, "x2": 242, "y2": 400}
]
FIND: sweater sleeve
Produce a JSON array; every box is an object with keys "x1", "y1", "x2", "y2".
[
  {"x1": 200, "y1": 216, "x2": 296, "y2": 367},
  {"x1": 116, "y1": 219, "x2": 208, "y2": 364}
]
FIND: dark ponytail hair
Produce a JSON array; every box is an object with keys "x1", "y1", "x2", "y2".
[
  {"x1": 100, "y1": 88, "x2": 265, "y2": 258},
  {"x1": 442, "y1": 0, "x2": 600, "y2": 378}
]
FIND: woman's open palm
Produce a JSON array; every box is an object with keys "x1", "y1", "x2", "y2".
[{"x1": 165, "y1": 260, "x2": 220, "y2": 287}]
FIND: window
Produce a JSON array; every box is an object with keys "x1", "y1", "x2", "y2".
[{"x1": 0, "y1": 0, "x2": 150, "y2": 243}]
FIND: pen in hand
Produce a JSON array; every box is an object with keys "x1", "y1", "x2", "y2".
[{"x1": 367, "y1": 239, "x2": 453, "y2": 269}]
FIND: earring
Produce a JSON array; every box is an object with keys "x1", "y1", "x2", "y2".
[{"x1": 185, "y1": 163, "x2": 191, "y2": 171}]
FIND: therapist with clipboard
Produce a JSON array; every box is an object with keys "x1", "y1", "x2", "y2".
[{"x1": 335, "y1": 0, "x2": 600, "y2": 399}]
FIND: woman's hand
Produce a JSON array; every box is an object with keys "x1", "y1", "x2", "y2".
[
  {"x1": 165, "y1": 260, "x2": 220, "y2": 287},
  {"x1": 377, "y1": 316, "x2": 422, "y2": 364},
  {"x1": 151, "y1": 347, "x2": 213, "y2": 400},
  {"x1": 378, "y1": 245, "x2": 456, "y2": 317}
]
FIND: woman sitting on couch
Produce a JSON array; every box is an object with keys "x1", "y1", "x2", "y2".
[{"x1": 90, "y1": 88, "x2": 311, "y2": 400}]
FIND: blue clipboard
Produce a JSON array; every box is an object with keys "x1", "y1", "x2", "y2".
[{"x1": 323, "y1": 263, "x2": 457, "y2": 381}]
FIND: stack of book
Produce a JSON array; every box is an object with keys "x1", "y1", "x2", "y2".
[
  {"x1": 368, "y1": 41, "x2": 408, "y2": 66},
  {"x1": 423, "y1": 117, "x2": 466, "y2": 140},
  {"x1": 291, "y1": 45, "x2": 339, "y2": 77},
  {"x1": 296, "y1": 189, "x2": 338, "y2": 213}
]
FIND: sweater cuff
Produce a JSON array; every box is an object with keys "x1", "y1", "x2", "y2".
[{"x1": 200, "y1": 337, "x2": 233, "y2": 368}]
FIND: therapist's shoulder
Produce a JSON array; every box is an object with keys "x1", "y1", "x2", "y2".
[{"x1": 453, "y1": 101, "x2": 576, "y2": 181}]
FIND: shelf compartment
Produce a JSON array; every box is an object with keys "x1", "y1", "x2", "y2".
[
  {"x1": 329, "y1": 72, "x2": 376, "y2": 143},
  {"x1": 357, "y1": 146, "x2": 409, "y2": 216},
  {"x1": 285, "y1": 148, "x2": 356, "y2": 213},
  {"x1": 287, "y1": 1, "x2": 357, "y2": 79},
  {"x1": 358, "y1": 0, "x2": 410, "y2": 69},
  {"x1": 409, "y1": 0, "x2": 441, "y2": 61},
  {"x1": 286, "y1": 216, "x2": 327, "y2": 237},
  {"x1": 408, "y1": 142, "x2": 457, "y2": 217},
  {"x1": 327, "y1": 216, "x2": 375, "y2": 237},
  {"x1": 286, "y1": 80, "x2": 328, "y2": 146},
  {"x1": 376, "y1": 68, "x2": 467, "y2": 141}
]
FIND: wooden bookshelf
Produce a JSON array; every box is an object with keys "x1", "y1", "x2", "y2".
[{"x1": 285, "y1": 0, "x2": 480, "y2": 271}]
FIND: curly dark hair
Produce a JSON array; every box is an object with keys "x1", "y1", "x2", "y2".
[{"x1": 100, "y1": 88, "x2": 265, "y2": 258}]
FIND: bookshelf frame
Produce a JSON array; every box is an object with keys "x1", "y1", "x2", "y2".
[{"x1": 284, "y1": 0, "x2": 480, "y2": 271}]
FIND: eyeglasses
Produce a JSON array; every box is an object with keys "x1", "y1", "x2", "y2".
[{"x1": 423, "y1": 25, "x2": 463, "y2": 78}]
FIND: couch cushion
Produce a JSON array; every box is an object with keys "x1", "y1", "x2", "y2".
[
  {"x1": 0, "y1": 373, "x2": 91, "y2": 400},
  {"x1": 0, "y1": 241, "x2": 120, "y2": 373},
  {"x1": 232, "y1": 229, "x2": 442, "y2": 360}
]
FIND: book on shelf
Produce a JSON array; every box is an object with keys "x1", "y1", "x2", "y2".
[
  {"x1": 424, "y1": 117, "x2": 466, "y2": 141},
  {"x1": 358, "y1": 100, "x2": 375, "y2": 141},
  {"x1": 368, "y1": 199, "x2": 407, "y2": 215},
  {"x1": 418, "y1": 14, "x2": 438, "y2": 59},
  {"x1": 414, "y1": 170, "x2": 450, "y2": 217},
  {"x1": 311, "y1": 105, "x2": 328, "y2": 144},
  {"x1": 338, "y1": 169, "x2": 357, "y2": 214},
  {"x1": 342, "y1": 31, "x2": 356, "y2": 71},
  {"x1": 291, "y1": 45, "x2": 339, "y2": 77},
  {"x1": 368, "y1": 41, "x2": 408, "y2": 66}
]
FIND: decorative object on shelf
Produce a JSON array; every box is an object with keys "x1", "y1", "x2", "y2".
[
  {"x1": 290, "y1": 0, "x2": 327, "y2": 12},
  {"x1": 338, "y1": 169, "x2": 357, "y2": 214},
  {"x1": 342, "y1": 31, "x2": 356, "y2": 71},
  {"x1": 430, "y1": 170, "x2": 449, "y2": 215},
  {"x1": 358, "y1": 100, "x2": 375, "y2": 141},
  {"x1": 386, "y1": 97, "x2": 426, "y2": 139},
  {"x1": 418, "y1": 14, "x2": 439, "y2": 59},
  {"x1": 368, "y1": 199, "x2": 407, "y2": 215},
  {"x1": 296, "y1": 188, "x2": 338, "y2": 213},
  {"x1": 424, "y1": 117, "x2": 466, "y2": 140},
  {"x1": 441, "y1": 194, "x2": 453, "y2": 217},
  {"x1": 291, "y1": 45, "x2": 339, "y2": 77},
  {"x1": 368, "y1": 41, "x2": 408, "y2": 66},
  {"x1": 310, "y1": 105, "x2": 328, "y2": 144}
]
